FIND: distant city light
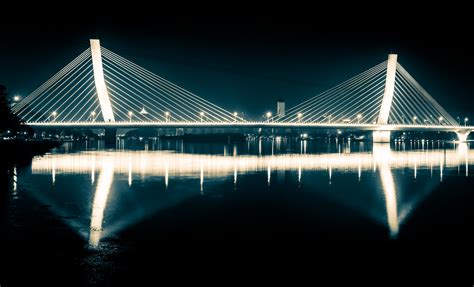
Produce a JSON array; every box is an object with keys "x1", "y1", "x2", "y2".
[{"x1": 13, "y1": 95, "x2": 21, "y2": 101}]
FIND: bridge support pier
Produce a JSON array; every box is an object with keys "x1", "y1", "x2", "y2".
[
  {"x1": 373, "y1": 131, "x2": 391, "y2": 143},
  {"x1": 104, "y1": 128, "x2": 117, "y2": 145},
  {"x1": 456, "y1": 131, "x2": 471, "y2": 142}
]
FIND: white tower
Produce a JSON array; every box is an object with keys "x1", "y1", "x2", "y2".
[
  {"x1": 378, "y1": 54, "x2": 397, "y2": 125},
  {"x1": 374, "y1": 54, "x2": 397, "y2": 143},
  {"x1": 90, "y1": 39, "x2": 115, "y2": 122}
]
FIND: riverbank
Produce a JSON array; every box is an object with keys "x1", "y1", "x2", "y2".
[{"x1": 0, "y1": 139, "x2": 62, "y2": 167}]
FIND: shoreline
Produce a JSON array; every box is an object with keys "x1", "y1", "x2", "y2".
[{"x1": 0, "y1": 139, "x2": 62, "y2": 167}]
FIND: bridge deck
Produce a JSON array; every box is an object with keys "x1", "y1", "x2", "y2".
[{"x1": 25, "y1": 121, "x2": 473, "y2": 133}]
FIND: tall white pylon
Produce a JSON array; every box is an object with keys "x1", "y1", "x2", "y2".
[
  {"x1": 90, "y1": 39, "x2": 115, "y2": 122},
  {"x1": 377, "y1": 54, "x2": 398, "y2": 125}
]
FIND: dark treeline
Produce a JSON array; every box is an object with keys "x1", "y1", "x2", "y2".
[
  {"x1": 0, "y1": 84, "x2": 21, "y2": 132},
  {"x1": 0, "y1": 84, "x2": 60, "y2": 173}
]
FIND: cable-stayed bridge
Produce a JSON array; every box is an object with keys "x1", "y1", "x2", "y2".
[{"x1": 12, "y1": 39, "x2": 473, "y2": 142}]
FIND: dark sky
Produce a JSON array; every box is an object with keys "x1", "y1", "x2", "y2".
[{"x1": 1, "y1": 16, "x2": 473, "y2": 120}]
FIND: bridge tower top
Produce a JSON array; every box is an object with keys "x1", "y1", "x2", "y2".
[{"x1": 377, "y1": 54, "x2": 397, "y2": 125}]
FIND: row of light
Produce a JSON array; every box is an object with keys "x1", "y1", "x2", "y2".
[
  {"x1": 412, "y1": 116, "x2": 469, "y2": 125},
  {"x1": 265, "y1": 112, "x2": 363, "y2": 123},
  {"x1": 13, "y1": 94, "x2": 470, "y2": 125},
  {"x1": 45, "y1": 110, "x2": 243, "y2": 122},
  {"x1": 47, "y1": 110, "x2": 470, "y2": 126}
]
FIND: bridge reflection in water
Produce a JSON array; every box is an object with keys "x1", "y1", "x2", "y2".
[{"x1": 29, "y1": 143, "x2": 472, "y2": 246}]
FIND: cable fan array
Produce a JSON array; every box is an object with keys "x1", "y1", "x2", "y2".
[
  {"x1": 12, "y1": 48, "x2": 96, "y2": 123},
  {"x1": 277, "y1": 61, "x2": 457, "y2": 126},
  {"x1": 13, "y1": 43, "x2": 457, "y2": 126},
  {"x1": 13, "y1": 47, "x2": 240, "y2": 123}
]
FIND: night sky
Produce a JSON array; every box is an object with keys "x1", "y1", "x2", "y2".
[{"x1": 1, "y1": 16, "x2": 473, "y2": 120}]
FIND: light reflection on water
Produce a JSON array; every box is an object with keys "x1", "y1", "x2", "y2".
[{"x1": 13, "y1": 139, "x2": 474, "y2": 246}]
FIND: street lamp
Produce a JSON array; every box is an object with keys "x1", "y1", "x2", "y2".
[
  {"x1": 200, "y1": 112, "x2": 205, "y2": 122},
  {"x1": 357, "y1": 114, "x2": 362, "y2": 124},
  {"x1": 233, "y1": 112, "x2": 238, "y2": 122},
  {"x1": 165, "y1": 111, "x2": 170, "y2": 122},
  {"x1": 266, "y1": 112, "x2": 272, "y2": 122},
  {"x1": 438, "y1": 116, "x2": 443, "y2": 125},
  {"x1": 465, "y1": 117, "x2": 469, "y2": 126},
  {"x1": 91, "y1": 111, "x2": 96, "y2": 122},
  {"x1": 457, "y1": 117, "x2": 461, "y2": 125},
  {"x1": 51, "y1": 111, "x2": 57, "y2": 122},
  {"x1": 13, "y1": 95, "x2": 21, "y2": 102},
  {"x1": 413, "y1": 116, "x2": 417, "y2": 124},
  {"x1": 128, "y1": 111, "x2": 133, "y2": 122},
  {"x1": 297, "y1": 113, "x2": 303, "y2": 122}
]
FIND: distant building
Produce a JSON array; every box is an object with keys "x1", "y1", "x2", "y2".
[{"x1": 277, "y1": 99, "x2": 285, "y2": 118}]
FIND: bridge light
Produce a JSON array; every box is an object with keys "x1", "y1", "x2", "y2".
[
  {"x1": 140, "y1": 107, "x2": 148, "y2": 115},
  {"x1": 297, "y1": 113, "x2": 303, "y2": 122},
  {"x1": 357, "y1": 114, "x2": 362, "y2": 123},
  {"x1": 13, "y1": 95, "x2": 21, "y2": 102},
  {"x1": 266, "y1": 112, "x2": 272, "y2": 122},
  {"x1": 413, "y1": 116, "x2": 417, "y2": 124},
  {"x1": 233, "y1": 112, "x2": 238, "y2": 122},
  {"x1": 51, "y1": 111, "x2": 57, "y2": 122},
  {"x1": 165, "y1": 111, "x2": 170, "y2": 122},
  {"x1": 91, "y1": 111, "x2": 96, "y2": 122},
  {"x1": 128, "y1": 111, "x2": 133, "y2": 122},
  {"x1": 465, "y1": 117, "x2": 469, "y2": 126},
  {"x1": 438, "y1": 116, "x2": 443, "y2": 124},
  {"x1": 200, "y1": 112, "x2": 205, "y2": 122}
]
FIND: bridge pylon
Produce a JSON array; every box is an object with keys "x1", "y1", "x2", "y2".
[
  {"x1": 90, "y1": 39, "x2": 115, "y2": 122},
  {"x1": 456, "y1": 130, "x2": 471, "y2": 142},
  {"x1": 373, "y1": 54, "x2": 397, "y2": 143}
]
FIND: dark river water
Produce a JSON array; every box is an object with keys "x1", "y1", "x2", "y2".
[{"x1": 1, "y1": 138, "x2": 473, "y2": 285}]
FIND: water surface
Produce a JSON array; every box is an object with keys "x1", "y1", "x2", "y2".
[{"x1": 2, "y1": 138, "x2": 473, "y2": 285}]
